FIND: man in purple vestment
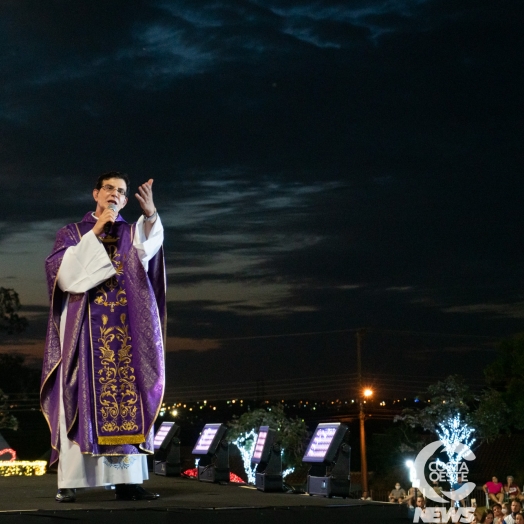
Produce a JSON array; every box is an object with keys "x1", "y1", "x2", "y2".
[{"x1": 41, "y1": 172, "x2": 166, "y2": 502}]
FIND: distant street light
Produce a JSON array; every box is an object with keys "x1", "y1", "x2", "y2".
[
  {"x1": 359, "y1": 385, "x2": 372, "y2": 493},
  {"x1": 356, "y1": 330, "x2": 371, "y2": 494}
]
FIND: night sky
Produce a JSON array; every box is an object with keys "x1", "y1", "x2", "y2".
[{"x1": 1, "y1": 0, "x2": 523, "y2": 401}]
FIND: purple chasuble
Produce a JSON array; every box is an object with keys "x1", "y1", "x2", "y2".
[{"x1": 40, "y1": 212, "x2": 166, "y2": 466}]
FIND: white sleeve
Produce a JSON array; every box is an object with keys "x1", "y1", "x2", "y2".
[
  {"x1": 133, "y1": 214, "x2": 164, "y2": 270},
  {"x1": 57, "y1": 230, "x2": 116, "y2": 294}
]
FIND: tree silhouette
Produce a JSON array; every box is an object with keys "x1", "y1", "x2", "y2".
[
  {"x1": 0, "y1": 287, "x2": 30, "y2": 431},
  {"x1": 0, "y1": 389, "x2": 18, "y2": 430},
  {"x1": 0, "y1": 287, "x2": 28, "y2": 335},
  {"x1": 395, "y1": 375, "x2": 507, "y2": 447},
  {"x1": 484, "y1": 334, "x2": 524, "y2": 431},
  {"x1": 228, "y1": 403, "x2": 308, "y2": 471},
  {"x1": 0, "y1": 354, "x2": 40, "y2": 396}
]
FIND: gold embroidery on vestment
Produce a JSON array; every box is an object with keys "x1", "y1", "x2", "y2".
[
  {"x1": 97, "y1": 314, "x2": 139, "y2": 439},
  {"x1": 94, "y1": 288, "x2": 127, "y2": 312},
  {"x1": 94, "y1": 244, "x2": 127, "y2": 311},
  {"x1": 97, "y1": 434, "x2": 145, "y2": 445}
]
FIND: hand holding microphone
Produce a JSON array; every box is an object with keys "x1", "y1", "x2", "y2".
[
  {"x1": 93, "y1": 203, "x2": 118, "y2": 236},
  {"x1": 103, "y1": 203, "x2": 118, "y2": 234}
]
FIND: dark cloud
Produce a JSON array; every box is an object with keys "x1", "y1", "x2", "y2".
[{"x1": 1, "y1": 0, "x2": 522, "y2": 396}]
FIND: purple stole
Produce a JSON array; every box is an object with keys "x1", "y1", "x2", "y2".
[{"x1": 41, "y1": 212, "x2": 166, "y2": 466}]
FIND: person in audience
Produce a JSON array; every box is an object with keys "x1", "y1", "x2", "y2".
[
  {"x1": 360, "y1": 490, "x2": 372, "y2": 500},
  {"x1": 503, "y1": 500, "x2": 522, "y2": 524},
  {"x1": 404, "y1": 486, "x2": 422, "y2": 508},
  {"x1": 484, "y1": 476, "x2": 505, "y2": 504},
  {"x1": 426, "y1": 479, "x2": 445, "y2": 508},
  {"x1": 415, "y1": 496, "x2": 428, "y2": 519},
  {"x1": 493, "y1": 504, "x2": 504, "y2": 524},
  {"x1": 505, "y1": 477, "x2": 523, "y2": 502},
  {"x1": 514, "y1": 512, "x2": 524, "y2": 524},
  {"x1": 432, "y1": 479, "x2": 444, "y2": 498},
  {"x1": 453, "y1": 474, "x2": 468, "y2": 507},
  {"x1": 389, "y1": 482, "x2": 406, "y2": 503},
  {"x1": 481, "y1": 510, "x2": 495, "y2": 524}
]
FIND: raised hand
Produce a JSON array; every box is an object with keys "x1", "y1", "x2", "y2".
[{"x1": 135, "y1": 179, "x2": 156, "y2": 217}]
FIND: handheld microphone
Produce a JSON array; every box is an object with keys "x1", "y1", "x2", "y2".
[{"x1": 103, "y1": 203, "x2": 118, "y2": 235}]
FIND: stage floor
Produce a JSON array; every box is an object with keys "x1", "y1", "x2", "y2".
[{"x1": 0, "y1": 473, "x2": 409, "y2": 523}]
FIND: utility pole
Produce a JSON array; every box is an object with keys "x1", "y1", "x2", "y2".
[{"x1": 356, "y1": 329, "x2": 368, "y2": 494}]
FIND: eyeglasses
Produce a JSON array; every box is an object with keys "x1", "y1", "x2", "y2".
[{"x1": 100, "y1": 184, "x2": 127, "y2": 196}]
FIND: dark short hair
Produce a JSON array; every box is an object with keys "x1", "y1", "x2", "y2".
[
  {"x1": 492, "y1": 504, "x2": 502, "y2": 510},
  {"x1": 95, "y1": 171, "x2": 130, "y2": 196}
]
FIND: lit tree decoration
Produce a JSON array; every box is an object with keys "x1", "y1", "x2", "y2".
[
  {"x1": 435, "y1": 414, "x2": 475, "y2": 506},
  {"x1": 232, "y1": 429, "x2": 258, "y2": 484},
  {"x1": 282, "y1": 466, "x2": 295, "y2": 478},
  {"x1": 227, "y1": 404, "x2": 306, "y2": 483},
  {"x1": 231, "y1": 430, "x2": 296, "y2": 485}
]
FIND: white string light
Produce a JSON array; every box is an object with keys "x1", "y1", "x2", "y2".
[{"x1": 435, "y1": 414, "x2": 475, "y2": 507}]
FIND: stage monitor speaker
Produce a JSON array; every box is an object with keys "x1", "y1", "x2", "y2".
[
  {"x1": 192, "y1": 423, "x2": 229, "y2": 483},
  {"x1": 252, "y1": 426, "x2": 283, "y2": 492},
  {"x1": 153, "y1": 421, "x2": 181, "y2": 476},
  {"x1": 302, "y1": 422, "x2": 350, "y2": 498}
]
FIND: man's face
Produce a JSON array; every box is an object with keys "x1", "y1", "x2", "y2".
[
  {"x1": 493, "y1": 506, "x2": 502, "y2": 517},
  {"x1": 93, "y1": 177, "x2": 128, "y2": 215},
  {"x1": 508, "y1": 477, "x2": 514, "y2": 485},
  {"x1": 395, "y1": 484, "x2": 400, "y2": 490},
  {"x1": 511, "y1": 501, "x2": 521, "y2": 514}
]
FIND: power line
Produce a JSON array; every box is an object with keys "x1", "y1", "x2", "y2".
[
  {"x1": 208, "y1": 327, "x2": 500, "y2": 343},
  {"x1": 212, "y1": 329, "x2": 358, "y2": 342},
  {"x1": 164, "y1": 372, "x2": 486, "y2": 393}
]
